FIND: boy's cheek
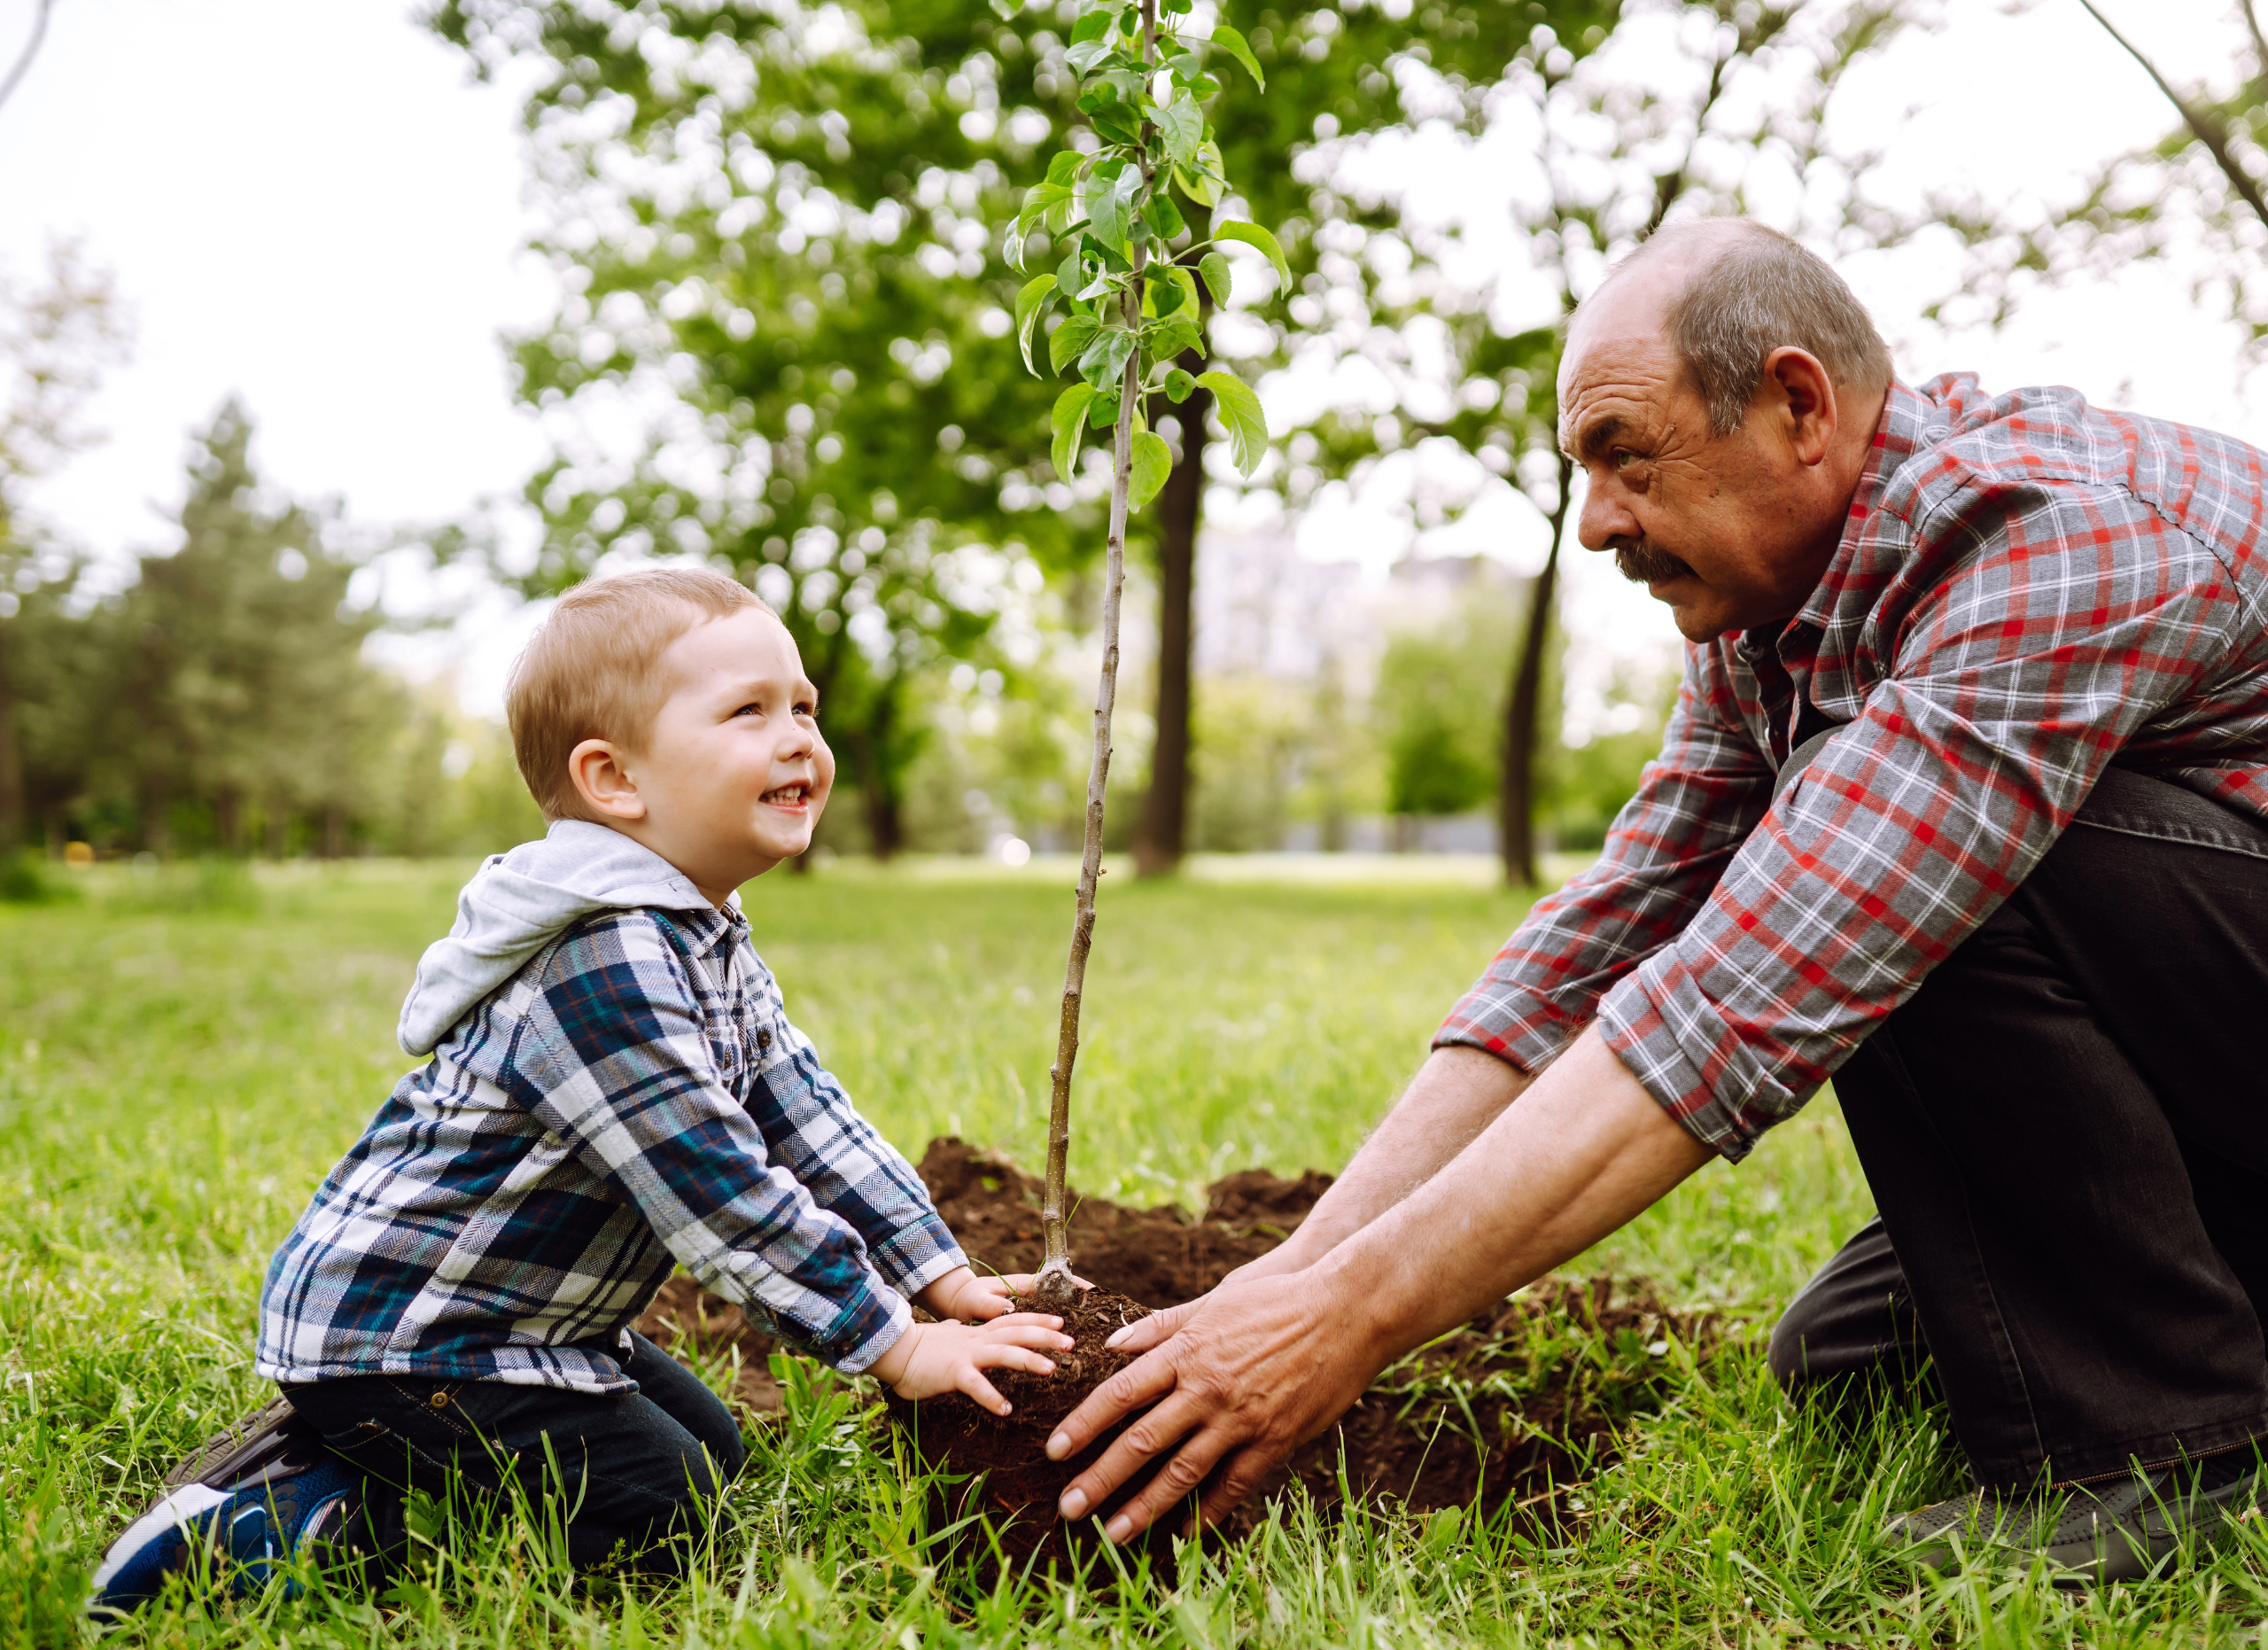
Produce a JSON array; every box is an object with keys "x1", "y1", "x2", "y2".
[{"x1": 811, "y1": 737, "x2": 837, "y2": 815}]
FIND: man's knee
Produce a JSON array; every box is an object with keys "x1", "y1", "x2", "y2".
[{"x1": 1767, "y1": 1218, "x2": 1933, "y2": 1409}]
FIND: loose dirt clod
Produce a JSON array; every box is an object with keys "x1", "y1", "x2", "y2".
[{"x1": 638, "y1": 1136, "x2": 1721, "y2": 1565}]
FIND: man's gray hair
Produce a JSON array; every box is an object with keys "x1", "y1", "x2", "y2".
[{"x1": 1602, "y1": 220, "x2": 1893, "y2": 437}]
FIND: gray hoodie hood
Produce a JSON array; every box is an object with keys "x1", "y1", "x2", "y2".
[{"x1": 397, "y1": 821, "x2": 728, "y2": 1056}]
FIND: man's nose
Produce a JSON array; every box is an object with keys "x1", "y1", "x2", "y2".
[{"x1": 1576, "y1": 479, "x2": 1635, "y2": 553}]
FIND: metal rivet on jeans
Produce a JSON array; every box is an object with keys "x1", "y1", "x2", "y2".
[{"x1": 429, "y1": 1391, "x2": 449, "y2": 1409}]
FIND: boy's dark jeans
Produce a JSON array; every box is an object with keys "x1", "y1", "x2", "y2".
[
  {"x1": 1768, "y1": 742, "x2": 2268, "y2": 1488},
  {"x1": 283, "y1": 1331, "x2": 747, "y2": 1576}
]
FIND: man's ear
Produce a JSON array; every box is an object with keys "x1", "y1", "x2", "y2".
[
  {"x1": 1763, "y1": 346, "x2": 1837, "y2": 467},
  {"x1": 568, "y1": 738, "x2": 647, "y2": 821}
]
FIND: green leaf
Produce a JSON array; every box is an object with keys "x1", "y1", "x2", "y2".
[
  {"x1": 1066, "y1": 37, "x2": 1117, "y2": 73},
  {"x1": 1175, "y1": 163, "x2": 1223, "y2": 209},
  {"x1": 1163, "y1": 367, "x2": 1196, "y2": 402},
  {"x1": 1157, "y1": 92, "x2": 1203, "y2": 168},
  {"x1": 1130, "y1": 431, "x2": 1174, "y2": 508},
  {"x1": 1199, "y1": 252, "x2": 1232, "y2": 307},
  {"x1": 1080, "y1": 164, "x2": 1142, "y2": 253},
  {"x1": 1169, "y1": 264, "x2": 1201, "y2": 315},
  {"x1": 1015, "y1": 274, "x2": 1058, "y2": 375},
  {"x1": 1090, "y1": 100, "x2": 1142, "y2": 145},
  {"x1": 1142, "y1": 189, "x2": 1186, "y2": 242},
  {"x1": 1198, "y1": 369, "x2": 1268, "y2": 476},
  {"x1": 1014, "y1": 183, "x2": 1074, "y2": 261},
  {"x1": 1069, "y1": 4, "x2": 1118, "y2": 43},
  {"x1": 1050, "y1": 313, "x2": 1100, "y2": 376},
  {"x1": 1215, "y1": 219, "x2": 1290, "y2": 292},
  {"x1": 1145, "y1": 311, "x2": 1202, "y2": 362},
  {"x1": 1052, "y1": 385, "x2": 1099, "y2": 481},
  {"x1": 1078, "y1": 323, "x2": 1137, "y2": 392},
  {"x1": 1045, "y1": 150, "x2": 1084, "y2": 187},
  {"x1": 1148, "y1": 270, "x2": 1185, "y2": 316},
  {"x1": 1211, "y1": 24, "x2": 1265, "y2": 90},
  {"x1": 1088, "y1": 386, "x2": 1121, "y2": 429}
]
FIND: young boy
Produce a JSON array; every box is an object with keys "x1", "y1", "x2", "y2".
[{"x1": 92, "y1": 567, "x2": 1073, "y2": 1611}]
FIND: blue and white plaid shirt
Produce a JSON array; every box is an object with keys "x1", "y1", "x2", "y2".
[{"x1": 258, "y1": 892, "x2": 963, "y2": 1392}]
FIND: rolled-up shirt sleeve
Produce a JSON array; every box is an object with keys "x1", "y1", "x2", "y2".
[
  {"x1": 1436, "y1": 645, "x2": 1775, "y2": 1073},
  {"x1": 1597, "y1": 479, "x2": 2245, "y2": 1160}
]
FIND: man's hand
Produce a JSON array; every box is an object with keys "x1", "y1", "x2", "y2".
[
  {"x1": 867, "y1": 1314, "x2": 1075, "y2": 1413},
  {"x1": 1050, "y1": 1265, "x2": 1386, "y2": 1541},
  {"x1": 1046, "y1": 1025, "x2": 1713, "y2": 1541},
  {"x1": 917, "y1": 1266, "x2": 1091, "y2": 1323}
]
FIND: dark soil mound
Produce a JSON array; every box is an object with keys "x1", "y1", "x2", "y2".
[
  {"x1": 639, "y1": 1137, "x2": 1720, "y2": 1566},
  {"x1": 885, "y1": 1288, "x2": 1168, "y2": 1575},
  {"x1": 916, "y1": 1136, "x2": 1321, "y2": 1306}
]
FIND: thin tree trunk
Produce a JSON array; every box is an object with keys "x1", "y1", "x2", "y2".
[
  {"x1": 1037, "y1": 0, "x2": 1152, "y2": 1300},
  {"x1": 321, "y1": 805, "x2": 347, "y2": 860},
  {"x1": 0, "y1": 622, "x2": 23, "y2": 854},
  {"x1": 1134, "y1": 355, "x2": 1209, "y2": 878},
  {"x1": 1499, "y1": 453, "x2": 1576, "y2": 887}
]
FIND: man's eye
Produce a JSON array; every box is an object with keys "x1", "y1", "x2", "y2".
[{"x1": 1612, "y1": 448, "x2": 1640, "y2": 471}]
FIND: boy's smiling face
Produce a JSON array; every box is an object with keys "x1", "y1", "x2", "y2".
[{"x1": 568, "y1": 604, "x2": 835, "y2": 903}]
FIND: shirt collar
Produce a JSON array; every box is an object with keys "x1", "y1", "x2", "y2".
[{"x1": 1788, "y1": 379, "x2": 1929, "y2": 636}]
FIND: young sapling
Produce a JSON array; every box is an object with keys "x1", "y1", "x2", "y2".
[{"x1": 1010, "y1": 0, "x2": 1285, "y2": 1304}]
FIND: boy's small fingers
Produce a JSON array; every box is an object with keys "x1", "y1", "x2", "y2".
[{"x1": 960, "y1": 1369, "x2": 1012, "y2": 1414}]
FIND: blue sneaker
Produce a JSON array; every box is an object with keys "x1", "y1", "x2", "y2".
[{"x1": 89, "y1": 1399, "x2": 361, "y2": 1615}]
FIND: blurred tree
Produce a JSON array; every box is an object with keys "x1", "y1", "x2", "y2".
[
  {"x1": 105, "y1": 403, "x2": 402, "y2": 856},
  {"x1": 424, "y1": 0, "x2": 1626, "y2": 872},
  {"x1": 1374, "y1": 585, "x2": 1513, "y2": 838},
  {"x1": 0, "y1": 243, "x2": 128, "y2": 852},
  {"x1": 1264, "y1": 0, "x2": 1933, "y2": 883}
]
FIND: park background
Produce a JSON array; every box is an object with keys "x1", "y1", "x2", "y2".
[{"x1": 7, "y1": 0, "x2": 2268, "y2": 1644}]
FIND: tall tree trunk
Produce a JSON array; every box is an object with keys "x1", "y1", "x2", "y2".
[
  {"x1": 1133, "y1": 355, "x2": 1209, "y2": 878},
  {"x1": 1499, "y1": 453, "x2": 1576, "y2": 887},
  {"x1": 0, "y1": 621, "x2": 23, "y2": 854},
  {"x1": 854, "y1": 691, "x2": 905, "y2": 860},
  {"x1": 142, "y1": 783, "x2": 171, "y2": 859},
  {"x1": 216, "y1": 784, "x2": 244, "y2": 856}
]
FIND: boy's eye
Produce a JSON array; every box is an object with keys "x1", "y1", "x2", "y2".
[{"x1": 734, "y1": 703, "x2": 762, "y2": 718}]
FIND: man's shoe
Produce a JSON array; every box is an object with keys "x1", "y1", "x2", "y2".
[
  {"x1": 1886, "y1": 1452, "x2": 2264, "y2": 1584},
  {"x1": 89, "y1": 1397, "x2": 362, "y2": 1615}
]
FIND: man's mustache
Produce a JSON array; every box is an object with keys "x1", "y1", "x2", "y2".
[{"x1": 1613, "y1": 539, "x2": 1694, "y2": 586}]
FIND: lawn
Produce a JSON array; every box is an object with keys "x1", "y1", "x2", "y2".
[{"x1": 3, "y1": 857, "x2": 2264, "y2": 1645}]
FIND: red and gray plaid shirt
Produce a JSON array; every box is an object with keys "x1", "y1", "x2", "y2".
[{"x1": 1439, "y1": 374, "x2": 2268, "y2": 1160}]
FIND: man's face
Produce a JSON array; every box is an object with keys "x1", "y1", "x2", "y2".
[
  {"x1": 627, "y1": 607, "x2": 835, "y2": 896},
  {"x1": 1558, "y1": 287, "x2": 1843, "y2": 643}
]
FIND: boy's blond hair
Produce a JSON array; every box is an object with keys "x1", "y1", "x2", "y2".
[{"x1": 508, "y1": 566, "x2": 773, "y2": 821}]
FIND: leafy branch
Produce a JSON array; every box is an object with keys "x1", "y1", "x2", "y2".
[{"x1": 1011, "y1": 0, "x2": 1282, "y2": 1298}]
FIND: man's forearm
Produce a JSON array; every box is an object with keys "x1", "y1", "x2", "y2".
[
  {"x1": 1313, "y1": 1025, "x2": 1713, "y2": 1356},
  {"x1": 1265, "y1": 1045, "x2": 1535, "y2": 1270}
]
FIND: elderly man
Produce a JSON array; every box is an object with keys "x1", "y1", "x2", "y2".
[{"x1": 1047, "y1": 218, "x2": 2268, "y2": 1582}]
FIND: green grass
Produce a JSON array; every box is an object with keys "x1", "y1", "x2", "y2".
[{"x1": 4, "y1": 858, "x2": 2265, "y2": 1645}]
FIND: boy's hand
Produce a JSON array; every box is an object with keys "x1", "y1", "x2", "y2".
[
  {"x1": 918, "y1": 1265, "x2": 1091, "y2": 1322},
  {"x1": 868, "y1": 1315, "x2": 1074, "y2": 1413}
]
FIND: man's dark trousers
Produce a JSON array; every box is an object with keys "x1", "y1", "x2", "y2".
[
  {"x1": 1768, "y1": 737, "x2": 2268, "y2": 1489},
  {"x1": 283, "y1": 1330, "x2": 747, "y2": 1576}
]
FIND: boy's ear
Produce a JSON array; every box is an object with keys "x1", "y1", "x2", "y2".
[{"x1": 568, "y1": 738, "x2": 648, "y2": 821}]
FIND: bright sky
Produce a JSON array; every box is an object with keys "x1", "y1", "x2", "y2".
[{"x1": 0, "y1": 0, "x2": 2254, "y2": 717}]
